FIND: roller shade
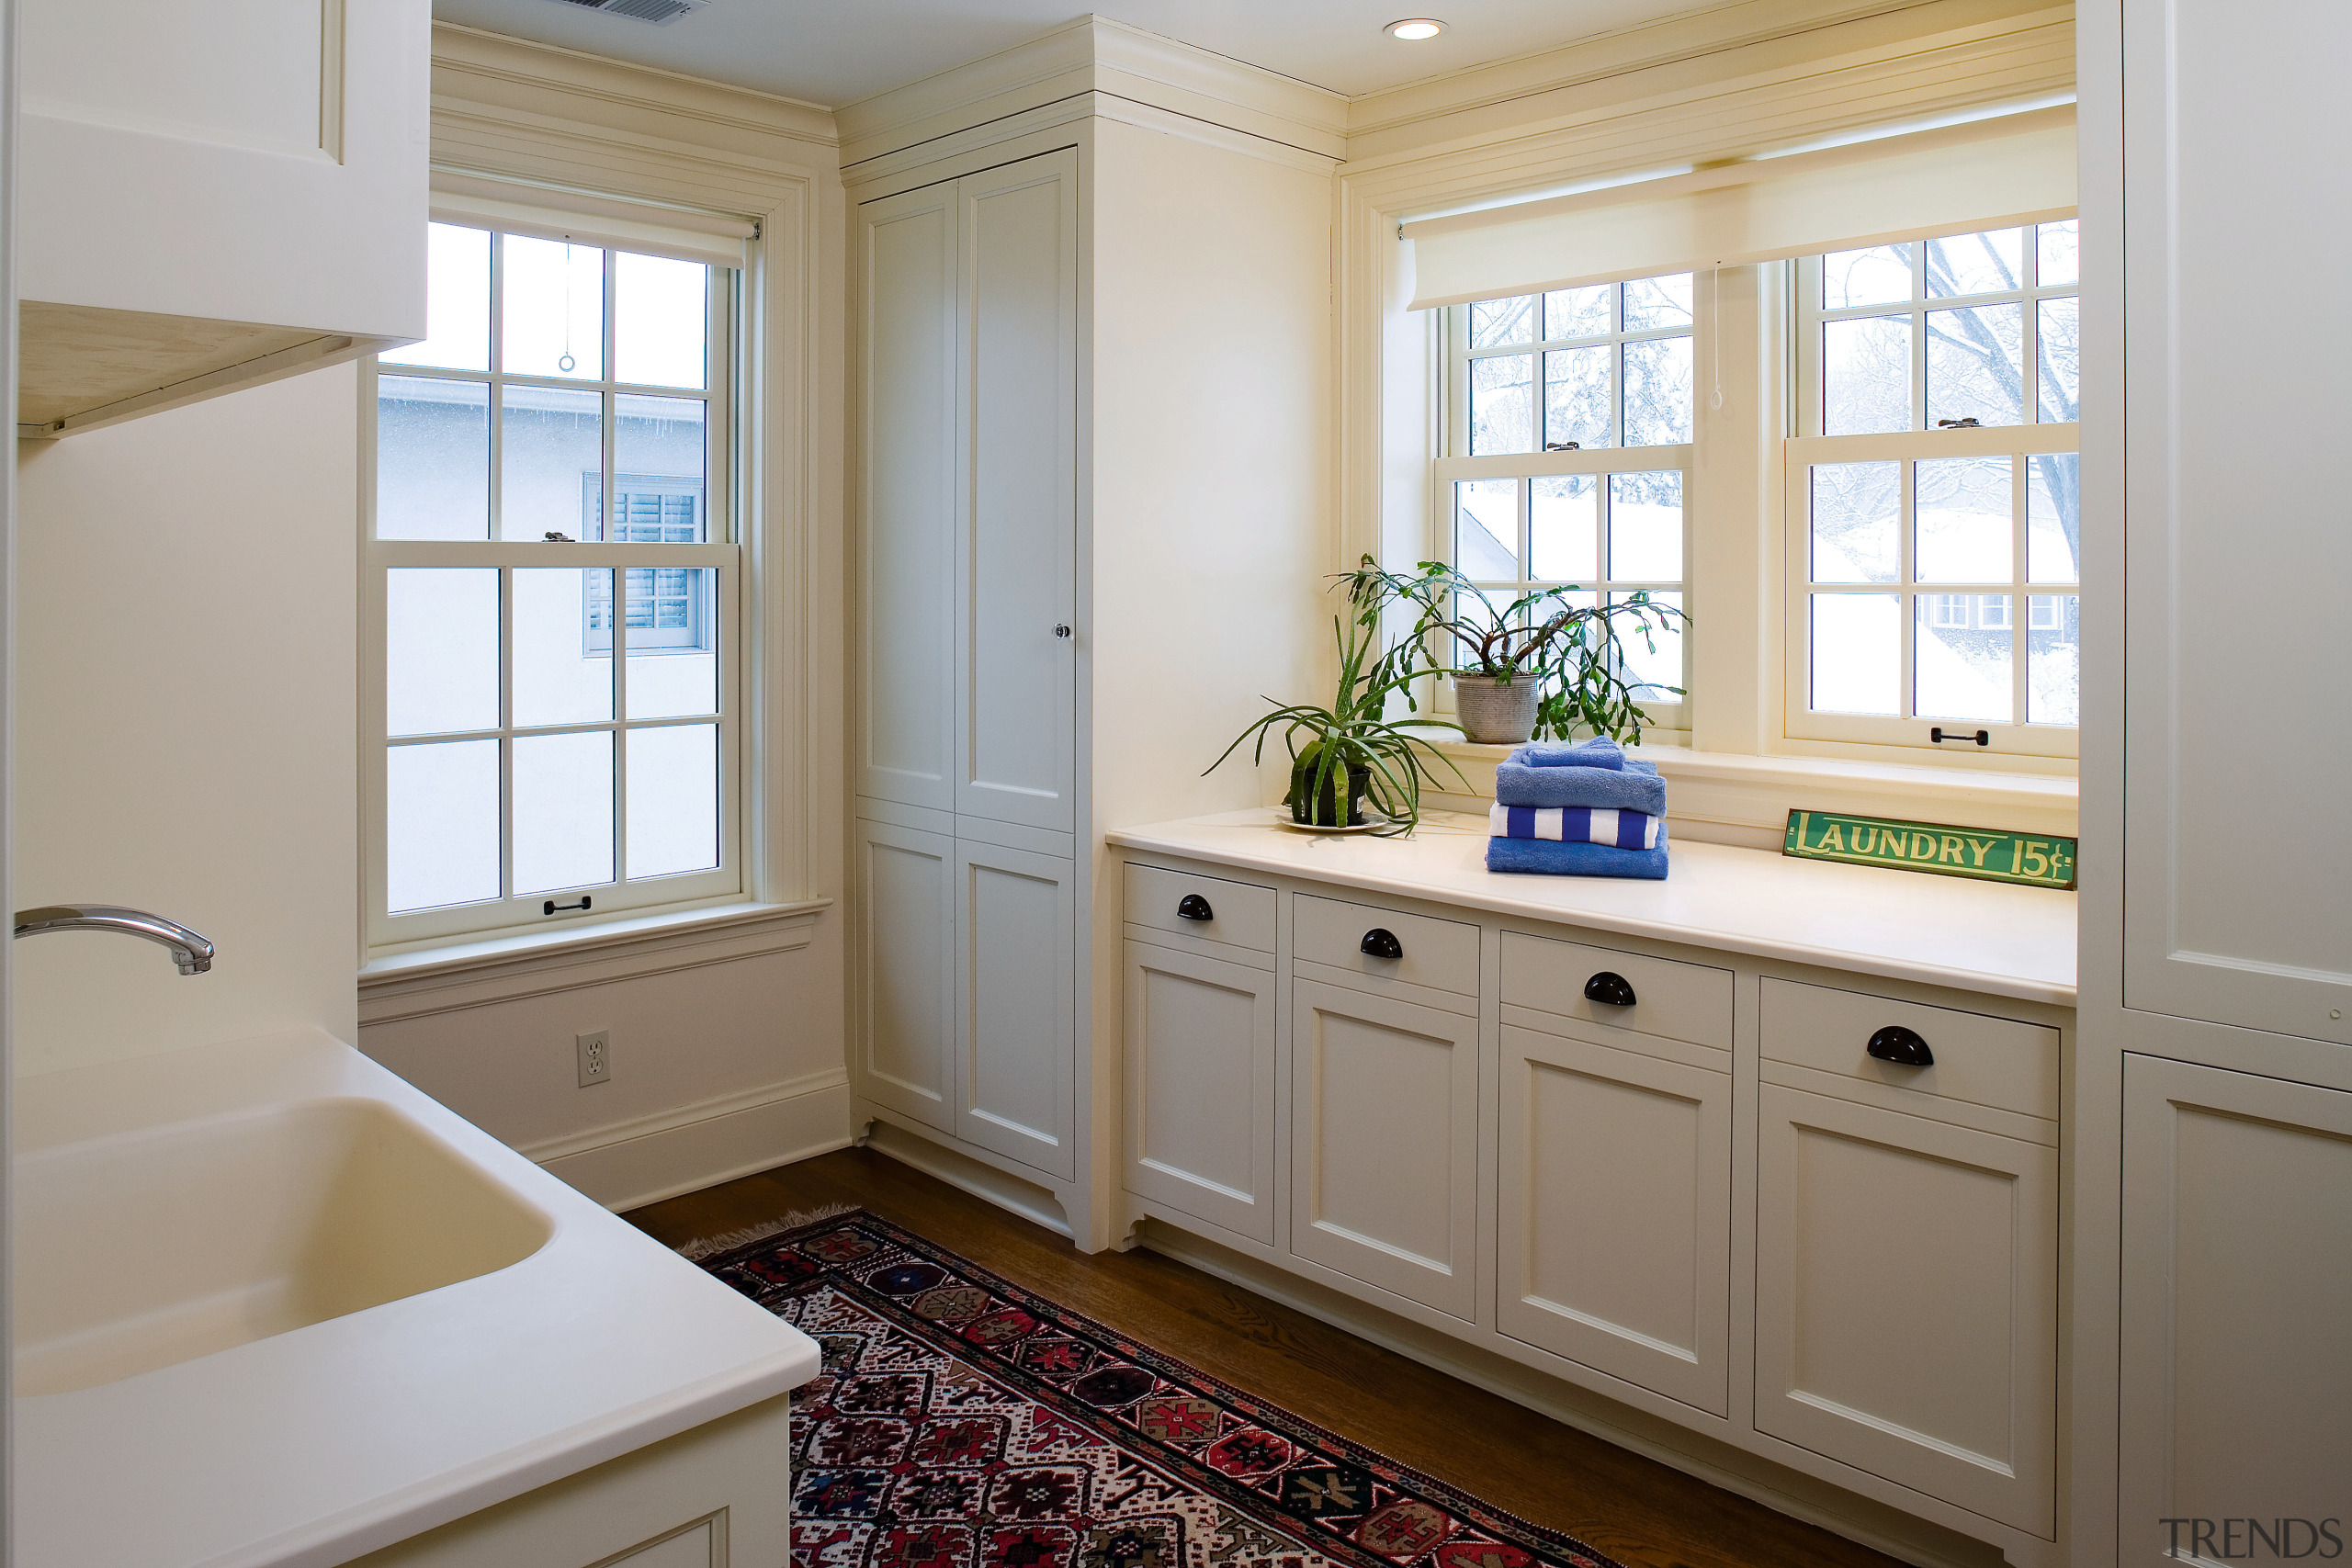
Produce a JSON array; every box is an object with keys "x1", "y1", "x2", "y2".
[
  {"x1": 1405, "y1": 104, "x2": 2075, "y2": 311},
  {"x1": 430, "y1": 170, "x2": 755, "y2": 270}
]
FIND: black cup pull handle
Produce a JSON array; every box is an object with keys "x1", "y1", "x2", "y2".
[
  {"x1": 1361, "y1": 928, "x2": 1404, "y2": 961},
  {"x1": 1583, "y1": 971, "x2": 1637, "y2": 1007},
  {"x1": 1866, "y1": 1025, "x2": 1934, "y2": 1067},
  {"x1": 1176, "y1": 893, "x2": 1214, "y2": 922}
]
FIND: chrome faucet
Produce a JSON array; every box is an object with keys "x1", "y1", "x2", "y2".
[{"x1": 13, "y1": 905, "x2": 215, "y2": 975}]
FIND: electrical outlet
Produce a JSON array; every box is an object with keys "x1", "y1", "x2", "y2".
[{"x1": 576, "y1": 1030, "x2": 611, "y2": 1087}]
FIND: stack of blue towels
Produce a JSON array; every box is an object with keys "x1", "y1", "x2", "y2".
[{"x1": 1485, "y1": 737, "x2": 1669, "y2": 879}]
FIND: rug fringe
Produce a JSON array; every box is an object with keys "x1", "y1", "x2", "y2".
[{"x1": 672, "y1": 1201, "x2": 861, "y2": 1262}]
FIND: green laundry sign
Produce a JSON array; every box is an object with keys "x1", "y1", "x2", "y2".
[{"x1": 1782, "y1": 810, "x2": 2077, "y2": 890}]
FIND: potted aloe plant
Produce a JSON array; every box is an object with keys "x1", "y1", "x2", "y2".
[
  {"x1": 1361, "y1": 558, "x2": 1686, "y2": 745},
  {"x1": 1205, "y1": 562, "x2": 1464, "y2": 834}
]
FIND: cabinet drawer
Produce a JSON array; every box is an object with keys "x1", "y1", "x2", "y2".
[
  {"x1": 1294, "y1": 894, "x2": 1479, "y2": 998},
  {"x1": 1760, "y1": 977, "x2": 2056, "y2": 1122},
  {"x1": 1125, "y1": 863, "x2": 1276, "y2": 958},
  {"x1": 1500, "y1": 932, "x2": 1732, "y2": 1052}
]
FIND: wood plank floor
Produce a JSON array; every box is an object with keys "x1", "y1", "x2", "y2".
[{"x1": 626, "y1": 1147, "x2": 1906, "y2": 1568}]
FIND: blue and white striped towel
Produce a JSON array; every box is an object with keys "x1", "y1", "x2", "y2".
[{"x1": 1488, "y1": 802, "x2": 1660, "y2": 849}]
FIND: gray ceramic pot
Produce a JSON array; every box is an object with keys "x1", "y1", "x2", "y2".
[{"x1": 1453, "y1": 674, "x2": 1540, "y2": 745}]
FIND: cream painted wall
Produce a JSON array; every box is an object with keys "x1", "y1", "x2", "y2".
[
  {"x1": 13, "y1": 367, "x2": 360, "y2": 1077},
  {"x1": 343, "y1": 26, "x2": 852, "y2": 1211},
  {"x1": 356, "y1": 933, "x2": 847, "y2": 1207}
]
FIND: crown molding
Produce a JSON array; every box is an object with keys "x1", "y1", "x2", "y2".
[
  {"x1": 431, "y1": 19, "x2": 839, "y2": 163},
  {"x1": 1341, "y1": 0, "x2": 2067, "y2": 165},
  {"x1": 835, "y1": 15, "x2": 1345, "y2": 171}
]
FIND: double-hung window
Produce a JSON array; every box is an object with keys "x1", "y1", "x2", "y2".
[
  {"x1": 1438, "y1": 275, "x2": 1693, "y2": 718},
  {"x1": 365, "y1": 219, "x2": 742, "y2": 949},
  {"x1": 1788, "y1": 221, "x2": 2080, "y2": 754}
]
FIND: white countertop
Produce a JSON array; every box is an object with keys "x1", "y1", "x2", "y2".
[
  {"x1": 16, "y1": 1029, "x2": 820, "y2": 1568},
  {"x1": 1108, "y1": 809, "x2": 2076, "y2": 1006}
]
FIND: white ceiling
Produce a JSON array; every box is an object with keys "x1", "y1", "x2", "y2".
[{"x1": 431, "y1": 0, "x2": 1722, "y2": 107}]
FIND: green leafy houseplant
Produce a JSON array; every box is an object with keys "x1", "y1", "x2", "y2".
[
  {"x1": 1204, "y1": 564, "x2": 1464, "y2": 835},
  {"x1": 1360, "y1": 558, "x2": 1687, "y2": 744}
]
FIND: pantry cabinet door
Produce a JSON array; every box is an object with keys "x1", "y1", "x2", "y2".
[
  {"x1": 956, "y1": 149, "x2": 1078, "y2": 833},
  {"x1": 2119, "y1": 1055, "x2": 2352, "y2": 1562},
  {"x1": 852, "y1": 818, "x2": 956, "y2": 1134},
  {"x1": 854, "y1": 179, "x2": 959, "y2": 812},
  {"x1": 954, "y1": 839, "x2": 1076, "y2": 1180},
  {"x1": 1496, "y1": 1025, "x2": 1730, "y2": 1416},
  {"x1": 1125, "y1": 942, "x2": 1278, "y2": 1244},
  {"x1": 1289, "y1": 979, "x2": 1479, "y2": 1322},
  {"x1": 1755, "y1": 1085, "x2": 2055, "y2": 1534},
  {"x1": 2120, "y1": 0, "x2": 2352, "y2": 1043},
  {"x1": 19, "y1": 0, "x2": 426, "y2": 339}
]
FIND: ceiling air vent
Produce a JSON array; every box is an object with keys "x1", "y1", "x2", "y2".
[{"x1": 546, "y1": 0, "x2": 708, "y2": 24}]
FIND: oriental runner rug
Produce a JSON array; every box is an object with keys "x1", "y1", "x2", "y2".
[{"x1": 694, "y1": 1211, "x2": 1623, "y2": 1568}]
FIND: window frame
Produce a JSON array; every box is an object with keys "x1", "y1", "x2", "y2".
[
  {"x1": 1432, "y1": 282, "x2": 1698, "y2": 732},
  {"x1": 360, "y1": 220, "x2": 753, "y2": 954},
  {"x1": 1784, "y1": 222, "x2": 2081, "y2": 758}
]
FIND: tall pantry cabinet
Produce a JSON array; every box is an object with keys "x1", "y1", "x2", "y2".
[
  {"x1": 842, "y1": 20, "x2": 1340, "y2": 1248},
  {"x1": 2081, "y1": 2, "x2": 2352, "y2": 1561}
]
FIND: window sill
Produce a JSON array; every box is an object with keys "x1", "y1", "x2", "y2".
[
  {"x1": 357, "y1": 898, "x2": 832, "y2": 1026},
  {"x1": 1419, "y1": 739, "x2": 2077, "y2": 849}
]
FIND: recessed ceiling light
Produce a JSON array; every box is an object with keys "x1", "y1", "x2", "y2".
[{"x1": 1386, "y1": 17, "x2": 1447, "y2": 39}]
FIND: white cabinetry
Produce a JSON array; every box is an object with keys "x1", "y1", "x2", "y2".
[
  {"x1": 956, "y1": 837, "x2": 1077, "y2": 1179},
  {"x1": 852, "y1": 818, "x2": 956, "y2": 1134},
  {"x1": 852, "y1": 147, "x2": 1080, "y2": 1192},
  {"x1": 1494, "y1": 932, "x2": 1734, "y2": 1421},
  {"x1": 1125, "y1": 942, "x2": 1277, "y2": 1243},
  {"x1": 1289, "y1": 978, "x2": 1481, "y2": 1322},
  {"x1": 1496, "y1": 1026, "x2": 1730, "y2": 1415},
  {"x1": 2083, "y1": 3, "x2": 2352, "y2": 1556},
  {"x1": 847, "y1": 34, "x2": 1333, "y2": 1247},
  {"x1": 1113, "y1": 834, "x2": 2075, "y2": 1568},
  {"x1": 1754, "y1": 980, "x2": 2058, "y2": 1537},
  {"x1": 956, "y1": 158, "x2": 1079, "y2": 834},
  {"x1": 17, "y1": 0, "x2": 429, "y2": 436},
  {"x1": 2112, "y1": 0, "x2": 2352, "y2": 1047},
  {"x1": 2118, "y1": 1057, "x2": 2352, "y2": 1560}
]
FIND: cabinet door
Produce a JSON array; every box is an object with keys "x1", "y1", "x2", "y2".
[
  {"x1": 1125, "y1": 941, "x2": 1277, "y2": 1244},
  {"x1": 19, "y1": 1, "x2": 425, "y2": 338},
  {"x1": 854, "y1": 182, "x2": 960, "y2": 811},
  {"x1": 1755, "y1": 1085, "x2": 2055, "y2": 1534},
  {"x1": 2120, "y1": 0, "x2": 2352, "y2": 1043},
  {"x1": 1289, "y1": 979, "x2": 1479, "y2": 1321},
  {"x1": 956, "y1": 150, "x2": 1078, "y2": 833},
  {"x1": 1496, "y1": 1025, "x2": 1730, "y2": 1416},
  {"x1": 2120, "y1": 1056, "x2": 2352, "y2": 1563},
  {"x1": 853, "y1": 818, "x2": 956, "y2": 1133},
  {"x1": 955, "y1": 839, "x2": 1076, "y2": 1179}
]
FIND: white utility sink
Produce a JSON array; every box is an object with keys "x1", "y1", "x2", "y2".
[
  {"x1": 14, "y1": 1028, "x2": 820, "y2": 1568},
  {"x1": 17, "y1": 1098, "x2": 552, "y2": 1396}
]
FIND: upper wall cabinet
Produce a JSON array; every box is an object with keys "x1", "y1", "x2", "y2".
[
  {"x1": 2120, "y1": 0, "x2": 2352, "y2": 1045},
  {"x1": 17, "y1": 0, "x2": 429, "y2": 438}
]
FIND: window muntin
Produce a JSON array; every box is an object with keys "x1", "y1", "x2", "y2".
[
  {"x1": 1454, "y1": 276, "x2": 1694, "y2": 457},
  {"x1": 367, "y1": 220, "x2": 740, "y2": 949},
  {"x1": 1441, "y1": 276, "x2": 1694, "y2": 716},
  {"x1": 1789, "y1": 223, "x2": 2078, "y2": 756}
]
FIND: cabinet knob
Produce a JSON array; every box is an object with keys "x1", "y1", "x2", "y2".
[
  {"x1": 1054, "y1": 624, "x2": 1072, "y2": 638},
  {"x1": 1360, "y1": 928, "x2": 1405, "y2": 961},
  {"x1": 1176, "y1": 893, "x2": 1214, "y2": 922},
  {"x1": 1583, "y1": 971, "x2": 1637, "y2": 1007},
  {"x1": 1866, "y1": 1025, "x2": 1934, "y2": 1067}
]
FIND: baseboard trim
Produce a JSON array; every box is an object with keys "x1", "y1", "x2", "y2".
[
  {"x1": 857, "y1": 1114, "x2": 1073, "y2": 1238},
  {"x1": 1136, "y1": 1220, "x2": 2007, "y2": 1568},
  {"x1": 537, "y1": 1074, "x2": 853, "y2": 1212}
]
